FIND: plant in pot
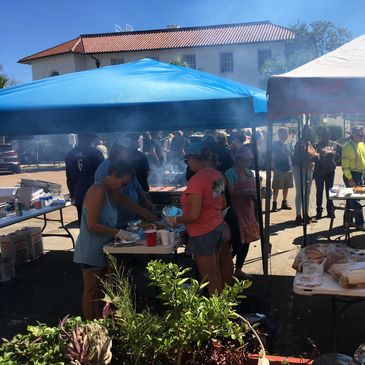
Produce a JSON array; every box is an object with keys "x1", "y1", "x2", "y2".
[{"x1": 101, "y1": 257, "x2": 264, "y2": 364}]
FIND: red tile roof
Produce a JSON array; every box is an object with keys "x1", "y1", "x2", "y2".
[{"x1": 19, "y1": 21, "x2": 295, "y2": 63}]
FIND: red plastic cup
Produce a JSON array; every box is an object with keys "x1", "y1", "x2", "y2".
[{"x1": 145, "y1": 230, "x2": 157, "y2": 246}]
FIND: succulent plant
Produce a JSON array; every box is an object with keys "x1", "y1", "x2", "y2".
[{"x1": 60, "y1": 316, "x2": 112, "y2": 365}]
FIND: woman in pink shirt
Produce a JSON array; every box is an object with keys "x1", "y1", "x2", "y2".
[{"x1": 167, "y1": 143, "x2": 232, "y2": 295}]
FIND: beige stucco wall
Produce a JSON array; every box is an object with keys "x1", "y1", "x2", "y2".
[
  {"x1": 31, "y1": 54, "x2": 80, "y2": 80},
  {"x1": 29, "y1": 41, "x2": 286, "y2": 88}
]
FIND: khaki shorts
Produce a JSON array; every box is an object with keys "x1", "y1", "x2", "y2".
[{"x1": 272, "y1": 169, "x2": 294, "y2": 189}]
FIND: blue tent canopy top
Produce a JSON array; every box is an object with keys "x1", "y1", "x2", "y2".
[{"x1": 0, "y1": 58, "x2": 267, "y2": 135}]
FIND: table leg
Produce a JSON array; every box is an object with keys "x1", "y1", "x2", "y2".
[
  {"x1": 41, "y1": 214, "x2": 47, "y2": 233},
  {"x1": 331, "y1": 297, "x2": 337, "y2": 352},
  {"x1": 40, "y1": 208, "x2": 75, "y2": 248},
  {"x1": 327, "y1": 212, "x2": 335, "y2": 241},
  {"x1": 59, "y1": 209, "x2": 75, "y2": 248}
]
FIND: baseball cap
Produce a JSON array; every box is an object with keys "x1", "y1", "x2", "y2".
[{"x1": 186, "y1": 143, "x2": 205, "y2": 156}]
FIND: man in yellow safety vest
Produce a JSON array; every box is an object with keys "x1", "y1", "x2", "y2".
[{"x1": 341, "y1": 124, "x2": 365, "y2": 230}]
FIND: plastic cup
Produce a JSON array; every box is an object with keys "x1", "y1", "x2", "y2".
[
  {"x1": 145, "y1": 230, "x2": 157, "y2": 246},
  {"x1": 169, "y1": 231, "x2": 175, "y2": 245},
  {"x1": 158, "y1": 230, "x2": 170, "y2": 246}
]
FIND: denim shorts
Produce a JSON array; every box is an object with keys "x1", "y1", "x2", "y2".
[
  {"x1": 185, "y1": 223, "x2": 225, "y2": 256},
  {"x1": 80, "y1": 263, "x2": 107, "y2": 272}
]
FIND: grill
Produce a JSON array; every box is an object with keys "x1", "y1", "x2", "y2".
[{"x1": 149, "y1": 186, "x2": 185, "y2": 207}]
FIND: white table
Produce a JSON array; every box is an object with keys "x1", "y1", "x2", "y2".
[
  {"x1": 329, "y1": 188, "x2": 365, "y2": 201},
  {"x1": 294, "y1": 272, "x2": 365, "y2": 297},
  {"x1": 0, "y1": 201, "x2": 75, "y2": 247},
  {"x1": 328, "y1": 188, "x2": 365, "y2": 244},
  {"x1": 104, "y1": 240, "x2": 180, "y2": 255},
  {"x1": 294, "y1": 272, "x2": 365, "y2": 350}
]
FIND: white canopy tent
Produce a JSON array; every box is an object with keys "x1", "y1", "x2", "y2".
[{"x1": 268, "y1": 34, "x2": 365, "y2": 118}]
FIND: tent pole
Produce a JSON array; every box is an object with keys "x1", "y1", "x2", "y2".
[
  {"x1": 297, "y1": 117, "x2": 307, "y2": 247},
  {"x1": 252, "y1": 126, "x2": 268, "y2": 276},
  {"x1": 264, "y1": 122, "x2": 273, "y2": 268}
]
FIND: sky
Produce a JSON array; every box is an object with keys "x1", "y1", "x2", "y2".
[{"x1": 1, "y1": 0, "x2": 364, "y2": 84}]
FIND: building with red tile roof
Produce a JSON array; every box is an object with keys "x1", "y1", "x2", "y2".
[{"x1": 19, "y1": 21, "x2": 295, "y2": 88}]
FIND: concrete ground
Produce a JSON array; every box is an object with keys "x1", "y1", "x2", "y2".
[{"x1": 0, "y1": 167, "x2": 364, "y2": 358}]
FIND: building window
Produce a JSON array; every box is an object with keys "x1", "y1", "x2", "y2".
[
  {"x1": 111, "y1": 58, "x2": 124, "y2": 65},
  {"x1": 183, "y1": 54, "x2": 196, "y2": 69},
  {"x1": 220, "y1": 52, "x2": 233, "y2": 73},
  {"x1": 50, "y1": 71, "x2": 59, "y2": 77},
  {"x1": 257, "y1": 49, "x2": 272, "y2": 73}
]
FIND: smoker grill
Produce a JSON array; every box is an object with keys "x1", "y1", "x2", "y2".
[{"x1": 149, "y1": 186, "x2": 185, "y2": 207}]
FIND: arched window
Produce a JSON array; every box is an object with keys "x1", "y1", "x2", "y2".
[{"x1": 50, "y1": 71, "x2": 59, "y2": 77}]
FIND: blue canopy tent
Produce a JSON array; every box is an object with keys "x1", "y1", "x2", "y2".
[
  {"x1": 0, "y1": 58, "x2": 270, "y2": 275},
  {"x1": 0, "y1": 58, "x2": 267, "y2": 136}
]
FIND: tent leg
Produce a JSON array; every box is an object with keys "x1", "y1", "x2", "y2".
[
  {"x1": 297, "y1": 116, "x2": 308, "y2": 247},
  {"x1": 252, "y1": 127, "x2": 268, "y2": 276},
  {"x1": 264, "y1": 122, "x2": 273, "y2": 269}
]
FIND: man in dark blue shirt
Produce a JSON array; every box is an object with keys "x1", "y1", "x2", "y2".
[
  {"x1": 314, "y1": 128, "x2": 341, "y2": 219},
  {"x1": 65, "y1": 133, "x2": 104, "y2": 223},
  {"x1": 271, "y1": 127, "x2": 294, "y2": 212}
]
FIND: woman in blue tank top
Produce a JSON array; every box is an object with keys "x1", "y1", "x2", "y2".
[{"x1": 74, "y1": 161, "x2": 134, "y2": 320}]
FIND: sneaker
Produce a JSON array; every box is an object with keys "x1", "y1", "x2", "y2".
[
  {"x1": 315, "y1": 212, "x2": 322, "y2": 220},
  {"x1": 281, "y1": 200, "x2": 292, "y2": 210},
  {"x1": 234, "y1": 269, "x2": 253, "y2": 280},
  {"x1": 271, "y1": 201, "x2": 278, "y2": 212},
  {"x1": 356, "y1": 224, "x2": 365, "y2": 231},
  {"x1": 295, "y1": 215, "x2": 303, "y2": 225}
]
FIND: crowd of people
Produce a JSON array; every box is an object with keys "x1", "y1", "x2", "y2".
[
  {"x1": 271, "y1": 124, "x2": 365, "y2": 230},
  {"x1": 65, "y1": 129, "x2": 261, "y2": 319},
  {"x1": 64, "y1": 124, "x2": 365, "y2": 319}
]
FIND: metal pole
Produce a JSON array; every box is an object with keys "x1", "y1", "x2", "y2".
[
  {"x1": 297, "y1": 117, "x2": 307, "y2": 247},
  {"x1": 303, "y1": 114, "x2": 309, "y2": 247},
  {"x1": 252, "y1": 126, "x2": 268, "y2": 275},
  {"x1": 264, "y1": 122, "x2": 273, "y2": 259}
]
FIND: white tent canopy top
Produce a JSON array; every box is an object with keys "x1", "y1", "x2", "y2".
[{"x1": 268, "y1": 34, "x2": 365, "y2": 118}]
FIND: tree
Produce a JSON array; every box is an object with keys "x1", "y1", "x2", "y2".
[
  {"x1": 0, "y1": 64, "x2": 17, "y2": 88},
  {"x1": 261, "y1": 20, "x2": 352, "y2": 76}
]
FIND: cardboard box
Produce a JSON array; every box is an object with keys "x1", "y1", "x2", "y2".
[
  {"x1": 0, "y1": 231, "x2": 29, "y2": 265},
  {"x1": 21, "y1": 227, "x2": 44, "y2": 259}
]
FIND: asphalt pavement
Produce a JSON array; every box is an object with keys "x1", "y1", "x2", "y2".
[{"x1": 0, "y1": 167, "x2": 364, "y2": 358}]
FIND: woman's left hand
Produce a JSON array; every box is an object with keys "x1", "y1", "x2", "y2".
[{"x1": 166, "y1": 216, "x2": 178, "y2": 227}]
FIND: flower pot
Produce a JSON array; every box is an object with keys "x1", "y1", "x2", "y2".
[{"x1": 247, "y1": 354, "x2": 313, "y2": 364}]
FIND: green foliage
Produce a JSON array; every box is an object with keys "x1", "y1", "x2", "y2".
[
  {"x1": 0, "y1": 317, "x2": 82, "y2": 365},
  {"x1": 0, "y1": 64, "x2": 17, "y2": 88},
  {"x1": 0, "y1": 258, "x2": 253, "y2": 365},
  {"x1": 261, "y1": 20, "x2": 352, "y2": 77},
  {"x1": 0, "y1": 74, "x2": 9, "y2": 89},
  {"x1": 101, "y1": 257, "x2": 252, "y2": 364},
  {"x1": 147, "y1": 260, "x2": 251, "y2": 356},
  {"x1": 101, "y1": 256, "x2": 165, "y2": 364}
]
